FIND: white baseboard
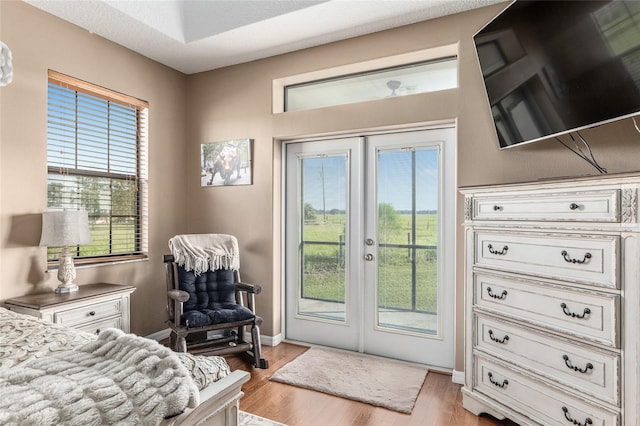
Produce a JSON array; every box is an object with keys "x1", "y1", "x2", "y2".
[
  {"x1": 264, "y1": 333, "x2": 283, "y2": 346},
  {"x1": 452, "y1": 369, "x2": 465, "y2": 385},
  {"x1": 244, "y1": 331, "x2": 282, "y2": 347}
]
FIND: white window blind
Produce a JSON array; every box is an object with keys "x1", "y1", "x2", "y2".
[{"x1": 46, "y1": 70, "x2": 148, "y2": 265}]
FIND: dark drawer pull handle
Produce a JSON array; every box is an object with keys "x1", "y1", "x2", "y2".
[
  {"x1": 561, "y1": 250, "x2": 591, "y2": 264},
  {"x1": 562, "y1": 406, "x2": 592, "y2": 426},
  {"x1": 88, "y1": 311, "x2": 96, "y2": 316},
  {"x1": 487, "y1": 287, "x2": 507, "y2": 300},
  {"x1": 561, "y1": 303, "x2": 591, "y2": 319},
  {"x1": 563, "y1": 355, "x2": 593, "y2": 374},
  {"x1": 493, "y1": 205, "x2": 503, "y2": 211},
  {"x1": 95, "y1": 329, "x2": 101, "y2": 335},
  {"x1": 487, "y1": 372, "x2": 508, "y2": 388},
  {"x1": 569, "y1": 203, "x2": 581, "y2": 210},
  {"x1": 488, "y1": 244, "x2": 508, "y2": 255},
  {"x1": 488, "y1": 329, "x2": 509, "y2": 344}
]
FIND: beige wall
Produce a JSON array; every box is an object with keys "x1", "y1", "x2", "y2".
[
  {"x1": 4, "y1": 0, "x2": 640, "y2": 372},
  {"x1": 0, "y1": 1, "x2": 188, "y2": 336},
  {"x1": 185, "y1": 3, "x2": 507, "y2": 368},
  {"x1": 186, "y1": 1, "x2": 640, "y2": 371}
]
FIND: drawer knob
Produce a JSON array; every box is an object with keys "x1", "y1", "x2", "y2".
[
  {"x1": 88, "y1": 311, "x2": 96, "y2": 316},
  {"x1": 487, "y1": 244, "x2": 508, "y2": 255},
  {"x1": 561, "y1": 250, "x2": 591, "y2": 264},
  {"x1": 562, "y1": 406, "x2": 593, "y2": 426},
  {"x1": 493, "y1": 205, "x2": 503, "y2": 211},
  {"x1": 487, "y1": 372, "x2": 508, "y2": 388},
  {"x1": 488, "y1": 329, "x2": 509, "y2": 344},
  {"x1": 95, "y1": 329, "x2": 101, "y2": 335},
  {"x1": 569, "y1": 203, "x2": 581, "y2": 210},
  {"x1": 561, "y1": 302, "x2": 591, "y2": 319},
  {"x1": 486, "y1": 287, "x2": 508, "y2": 300},
  {"x1": 562, "y1": 354, "x2": 594, "y2": 374}
]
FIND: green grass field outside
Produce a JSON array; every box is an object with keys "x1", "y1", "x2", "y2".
[
  {"x1": 302, "y1": 212, "x2": 439, "y2": 313},
  {"x1": 49, "y1": 212, "x2": 439, "y2": 315},
  {"x1": 47, "y1": 222, "x2": 137, "y2": 260}
]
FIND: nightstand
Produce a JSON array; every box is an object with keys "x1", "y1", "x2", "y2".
[{"x1": 4, "y1": 283, "x2": 135, "y2": 335}]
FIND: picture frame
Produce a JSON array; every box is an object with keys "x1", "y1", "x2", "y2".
[{"x1": 200, "y1": 139, "x2": 253, "y2": 187}]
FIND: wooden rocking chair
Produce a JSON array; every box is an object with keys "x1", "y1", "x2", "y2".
[{"x1": 163, "y1": 250, "x2": 268, "y2": 369}]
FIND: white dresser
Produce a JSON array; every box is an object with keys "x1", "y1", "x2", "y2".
[{"x1": 460, "y1": 173, "x2": 640, "y2": 426}]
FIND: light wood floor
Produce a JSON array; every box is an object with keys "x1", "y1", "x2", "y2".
[{"x1": 225, "y1": 342, "x2": 519, "y2": 426}]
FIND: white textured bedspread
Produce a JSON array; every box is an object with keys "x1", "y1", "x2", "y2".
[
  {"x1": 0, "y1": 308, "x2": 232, "y2": 425},
  {"x1": 0, "y1": 307, "x2": 230, "y2": 391},
  {"x1": 0, "y1": 328, "x2": 200, "y2": 425}
]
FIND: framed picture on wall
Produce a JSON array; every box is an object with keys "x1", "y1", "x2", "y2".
[{"x1": 200, "y1": 139, "x2": 253, "y2": 187}]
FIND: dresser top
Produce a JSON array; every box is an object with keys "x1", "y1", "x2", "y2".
[
  {"x1": 4, "y1": 283, "x2": 135, "y2": 310},
  {"x1": 460, "y1": 170, "x2": 640, "y2": 192}
]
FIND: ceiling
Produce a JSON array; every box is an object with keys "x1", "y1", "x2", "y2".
[{"x1": 25, "y1": 0, "x2": 504, "y2": 75}]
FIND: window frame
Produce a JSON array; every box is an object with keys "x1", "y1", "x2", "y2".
[
  {"x1": 272, "y1": 43, "x2": 459, "y2": 114},
  {"x1": 284, "y1": 56, "x2": 458, "y2": 112},
  {"x1": 46, "y1": 70, "x2": 149, "y2": 268}
]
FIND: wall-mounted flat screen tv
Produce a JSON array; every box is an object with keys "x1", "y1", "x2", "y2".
[{"x1": 474, "y1": 0, "x2": 640, "y2": 149}]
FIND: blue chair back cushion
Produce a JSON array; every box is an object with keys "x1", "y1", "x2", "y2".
[{"x1": 178, "y1": 266, "x2": 255, "y2": 328}]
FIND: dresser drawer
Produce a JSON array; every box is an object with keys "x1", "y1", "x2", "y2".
[
  {"x1": 474, "y1": 273, "x2": 619, "y2": 347},
  {"x1": 75, "y1": 317, "x2": 122, "y2": 335},
  {"x1": 471, "y1": 189, "x2": 619, "y2": 222},
  {"x1": 54, "y1": 299, "x2": 123, "y2": 327},
  {"x1": 476, "y1": 315, "x2": 620, "y2": 406},
  {"x1": 475, "y1": 231, "x2": 619, "y2": 289},
  {"x1": 474, "y1": 356, "x2": 619, "y2": 426}
]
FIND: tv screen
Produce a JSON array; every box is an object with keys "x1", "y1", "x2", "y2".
[{"x1": 474, "y1": 0, "x2": 640, "y2": 148}]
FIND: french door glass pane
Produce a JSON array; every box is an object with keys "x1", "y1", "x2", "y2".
[
  {"x1": 377, "y1": 147, "x2": 439, "y2": 334},
  {"x1": 298, "y1": 154, "x2": 348, "y2": 322}
]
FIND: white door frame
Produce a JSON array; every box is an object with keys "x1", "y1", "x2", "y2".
[
  {"x1": 362, "y1": 128, "x2": 456, "y2": 368},
  {"x1": 283, "y1": 137, "x2": 363, "y2": 350},
  {"x1": 280, "y1": 123, "x2": 457, "y2": 369}
]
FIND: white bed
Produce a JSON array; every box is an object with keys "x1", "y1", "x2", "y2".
[{"x1": 0, "y1": 307, "x2": 250, "y2": 425}]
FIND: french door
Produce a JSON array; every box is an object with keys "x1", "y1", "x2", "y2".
[{"x1": 284, "y1": 127, "x2": 455, "y2": 368}]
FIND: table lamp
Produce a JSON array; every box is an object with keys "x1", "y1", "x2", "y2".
[{"x1": 40, "y1": 210, "x2": 92, "y2": 293}]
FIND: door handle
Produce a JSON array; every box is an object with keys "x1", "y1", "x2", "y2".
[{"x1": 364, "y1": 254, "x2": 374, "y2": 261}]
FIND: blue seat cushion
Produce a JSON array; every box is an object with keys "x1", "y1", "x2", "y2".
[{"x1": 178, "y1": 266, "x2": 255, "y2": 328}]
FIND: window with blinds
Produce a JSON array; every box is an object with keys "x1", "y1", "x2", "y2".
[{"x1": 46, "y1": 70, "x2": 148, "y2": 266}]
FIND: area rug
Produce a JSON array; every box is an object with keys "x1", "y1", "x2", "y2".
[
  {"x1": 270, "y1": 346, "x2": 428, "y2": 414},
  {"x1": 240, "y1": 411, "x2": 286, "y2": 426}
]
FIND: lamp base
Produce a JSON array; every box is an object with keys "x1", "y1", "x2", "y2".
[
  {"x1": 55, "y1": 246, "x2": 78, "y2": 294},
  {"x1": 55, "y1": 284, "x2": 79, "y2": 294}
]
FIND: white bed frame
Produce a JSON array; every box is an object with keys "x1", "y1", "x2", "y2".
[{"x1": 166, "y1": 370, "x2": 250, "y2": 426}]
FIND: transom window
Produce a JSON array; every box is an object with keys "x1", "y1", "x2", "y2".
[
  {"x1": 46, "y1": 70, "x2": 148, "y2": 266},
  {"x1": 284, "y1": 56, "x2": 458, "y2": 112}
]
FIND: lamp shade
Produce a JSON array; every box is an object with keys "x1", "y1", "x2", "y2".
[{"x1": 40, "y1": 210, "x2": 92, "y2": 247}]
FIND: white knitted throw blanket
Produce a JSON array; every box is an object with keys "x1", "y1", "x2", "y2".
[
  {"x1": 0, "y1": 328, "x2": 199, "y2": 425},
  {"x1": 169, "y1": 234, "x2": 240, "y2": 275}
]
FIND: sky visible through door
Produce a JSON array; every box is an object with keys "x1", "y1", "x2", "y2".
[{"x1": 302, "y1": 151, "x2": 438, "y2": 212}]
